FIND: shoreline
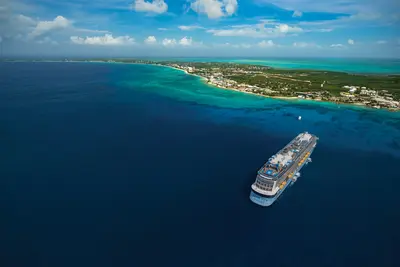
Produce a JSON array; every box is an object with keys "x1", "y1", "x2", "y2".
[
  {"x1": 157, "y1": 65, "x2": 208, "y2": 82},
  {"x1": 3, "y1": 60, "x2": 399, "y2": 112},
  {"x1": 157, "y1": 64, "x2": 306, "y2": 100},
  {"x1": 159, "y1": 64, "x2": 398, "y2": 112}
]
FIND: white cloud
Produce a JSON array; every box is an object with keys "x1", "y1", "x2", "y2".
[
  {"x1": 207, "y1": 23, "x2": 303, "y2": 38},
  {"x1": 207, "y1": 28, "x2": 265, "y2": 38},
  {"x1": 179, "y1": 36, "x2": 193, "y2": 46},
  {"x1": 29, "y1": 16, "x2": 71, "y2": 38},
  {"x1": 313, "y1": 28, "x2": 333, "y2": 32},
  {"x1": 293, "y1": 42, "x2": 320, "y2": 48},
  {"x1": 330, "y1": 43, "x2": 344, "y2": 48},
  {"x1": 190, "y1": 0, "x2": 238, "y2": 19},
  {"x1": 238, "y1": 44, "x2": 252, "y2": 48},
  {"x1": 74, "y1": 28, "x2": 110, "y2": 34},
  {"x1": 0, "y1": 8, "x2": 107, "y2": 43},
  {"x1": 348, "y1": 12, "x2": 382, "y2": 21},
  {"x1": 1, "y1": 13, "x2": 108, "y2": 42},
  {"x1": 276, "y1": 24, "x2": 302, "y2": 34},
  {"x1": 292, "y1": 10, "x2": 303, "y2": 17},
  {"x1": 132, "y1": 0, "x2": 168, "y2": 14},
  {"x1": 376, "y1": 40, "x2": 387, "y2": 44},
  {"x1": 258, "y1": 40, "x2": 275, "y2": 47},
  {"x1": 224, "y1": 0, "x2": 238, "y2": 15},
  {"x1": 36, "y1": 36, "x2": 58, "y2": 45},
  {"x1": 15, "y1": 14, "x2": 36, "y2": 26},
  {"x1": 159, "y1": 37, "x2": 203, "y2": 47},
  {"x1": 144, "y1": 35, "x2": 157, "y2": 44},
  {"x1": 298, "y1": 12, "x2": 393, "y2": 32},
  {"x1": 178, "y1": 25, "x2": 204, "y2": 31},
  {"x1": 348, "y1": 39, "x2": 355, "y2": 45},
  {"x1": 162, "y1": 38, "x2": 177, "y2": 47},
  {"x1": 158, "y1": 28, "x2": 168, "y2": 31},
  {"x1": 228, "y1": 44, "x2": 251, "y2": 48},
  {"x1": 0, "y1": 13, "x2": 32, "y2": 40},
  {"x1": 70, "y1": 34, "x2": 135, "y2": 45}
]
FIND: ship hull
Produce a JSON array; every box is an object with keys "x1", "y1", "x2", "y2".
[
  {"x1": 250, "y1": 179, "x2": 293, "y2": 207},
  {"x1": 250, "y1": 142, "x2": 316, "y2": 207}
]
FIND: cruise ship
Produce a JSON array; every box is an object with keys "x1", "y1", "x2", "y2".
[{"x1": 250, "y1": 132, "x2": 318, "y2": 207}]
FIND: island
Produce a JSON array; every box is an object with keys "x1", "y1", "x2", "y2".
[{"x1": 6, "y1": 58, "x2": 400, "y2": 111}]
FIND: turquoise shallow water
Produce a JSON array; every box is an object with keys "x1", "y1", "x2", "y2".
[
  {"x1": 118, "y1": 64, "x2": 400, "y2": 157},
  {"x1": 148, "y1": 57, "x2": 400, "y2": 74}
]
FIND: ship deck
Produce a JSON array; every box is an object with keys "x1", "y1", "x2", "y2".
[{"x1": 258, "y1": 133, "x2": 317, "y2": 181}]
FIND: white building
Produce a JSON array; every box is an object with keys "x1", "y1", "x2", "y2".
[{"x1": 349, "y1": 87, "x2": 357, "y2": 93}]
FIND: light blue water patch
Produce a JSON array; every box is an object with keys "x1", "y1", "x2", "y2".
[
  {"x1": 146, "y1": 57, "x2": 400, "y2": 74},
  {"x1": 233, "y1": 58, "x2": 400, "y2": 74},
  {"x1": 116, "y1": 63, "x2": 400, "y2": 158}
]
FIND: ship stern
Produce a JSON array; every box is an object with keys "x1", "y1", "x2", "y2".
[{"x1": 249, "y1": 190, "x2": 276, "y2": 207}]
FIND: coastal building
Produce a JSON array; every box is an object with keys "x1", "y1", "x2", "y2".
[
  {"x1": 160, "y1": 61, "x2": 398, "y2": 111},
  {"x1": 372, "y1": 97, "x2": 399, "y2": 108},
  {"x1": 340, "y1": 92, "x2": 355, "y2": 97},
  {"x1": 343, "y1": 85, "x2": 358, "y2": 93},
  {"x1": 360, "y1": 89, "x2": 377, "y2": 96}
]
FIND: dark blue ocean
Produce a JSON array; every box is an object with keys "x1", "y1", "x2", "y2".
[{"x1": 1, "y1": 62, "x2": 399, "y2": 267}]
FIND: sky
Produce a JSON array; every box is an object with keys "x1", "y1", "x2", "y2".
[{"x1": 0, "y1": 0, "x2": 399, "y2": 58}]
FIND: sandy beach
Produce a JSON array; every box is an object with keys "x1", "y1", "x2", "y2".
[{"x1": 160, "y1": 65, "x2": 400, "y2": 112}]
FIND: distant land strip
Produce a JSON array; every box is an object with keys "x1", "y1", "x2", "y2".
[{"x1": 4, "y1": 58, "x2": 400, "y2": 111}]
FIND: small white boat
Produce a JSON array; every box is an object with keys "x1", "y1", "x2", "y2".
[{"x1": 298, "y1": 116, "x2": 302, "y2": 120}]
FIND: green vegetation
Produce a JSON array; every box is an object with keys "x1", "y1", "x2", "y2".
[
  {"x1": 5, "y1": 58, "x2": 399, "y2": 110},
  {"x1": 220, "y1": 67, "x2": 399, "y2": 99},
  {"x1": 168, "y1": 61, "x2": 399, "y2": 110},
  {"x1": 146, "y1": 61, "x2": 399, "y2": 99}
]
